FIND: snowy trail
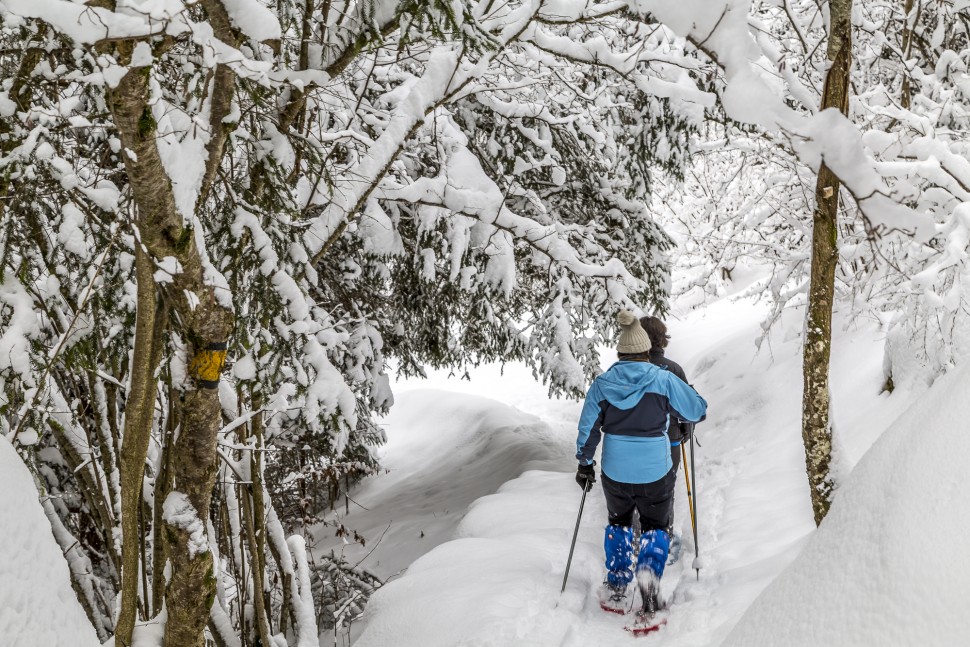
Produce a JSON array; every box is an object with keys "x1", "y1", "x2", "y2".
[{"x1": 318, "y1": 295, "x2": 906, "y2": 647}]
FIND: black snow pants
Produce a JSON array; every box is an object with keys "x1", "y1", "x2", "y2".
[{"x1": 601, "y1": 468, "x2": 676, "y2": 532}]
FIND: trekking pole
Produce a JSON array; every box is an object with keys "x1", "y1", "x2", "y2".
[
  {"x1": 560, "y1": 485, "x2": 589, "y2": 594},
  {"x1": 681, "y1": 443, "x2": 697, "y2": 539},
  {"x1": 688, "y1": 428, "x2": 700, "y2": 580}
]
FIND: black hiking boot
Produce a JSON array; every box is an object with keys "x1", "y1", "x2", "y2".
[
  {"x1": 598, "y1": 581, "x2": 631, "y2": 615},
  {"x1": 637, "y1": 571, "x2": 663, "y2": 616}
]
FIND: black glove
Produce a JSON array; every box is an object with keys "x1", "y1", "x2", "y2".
[
  {"x1": 679, "y1": 421, "x2": 693, "y2": 443},
  {"x1": 576, "y1": 462, "x2": 596, "y2": 491}
]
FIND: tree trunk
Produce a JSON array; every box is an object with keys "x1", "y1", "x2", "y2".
[
  {"x1": 115, "y1": 246, "x2": 164, "y2": 646},
  {"x1": 899, "y1": 0, "x2": 919, "y2": 110},
  {"x1": 163, "y1": 389, "x2": 228, "y2": 647},
  {"x1": 240, "y1": 400, "x2": 273, "y2": 647},
  {"x1": 151, "y1": 386, "x2": 177, "y2": 616},
  {"x1": 802, "y1": 0, "x2": 852, "y2": 526},
  {"x1": 107, "y1": 35, "x2": 235, "y2": 646}
]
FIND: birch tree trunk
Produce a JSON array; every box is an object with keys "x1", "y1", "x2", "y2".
[
  {"x1": 801, "y1": 0, "x2": 852, "y2": 526},
  {"x1": 107, "y1": 27, "x2": 236, "y2": 644},
  {"x1": 114, "y1": 247, "x2": 164, "y2": 645}
]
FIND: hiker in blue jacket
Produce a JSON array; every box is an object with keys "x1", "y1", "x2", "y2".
[{"x1": 575, "y1": 310, "x2": 707, "y2": 615}]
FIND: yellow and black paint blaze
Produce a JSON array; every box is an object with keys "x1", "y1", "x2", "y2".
[{"x1": 190, "y1": 341, "x2": 228, "y2": 389}]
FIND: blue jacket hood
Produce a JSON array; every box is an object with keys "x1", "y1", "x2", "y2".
[{"x1": 595, "y1": 361, "x2": 665, "y2": 410}]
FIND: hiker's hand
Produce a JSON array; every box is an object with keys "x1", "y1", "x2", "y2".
[
  {"x1": 576, "y1": 462, "x2": 596, "y2": 491},
  {"x1": 680, "y1": 422, "x2": 693, "y2": 442}
]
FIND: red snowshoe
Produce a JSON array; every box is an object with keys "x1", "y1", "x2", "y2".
[{"x1": 598, "y1": 582, "x2": 633, "y2": 615}]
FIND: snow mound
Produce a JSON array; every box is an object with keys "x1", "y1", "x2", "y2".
[
  {"x1": 722, "y1": 365, "x2": 970, "y2": 647},
  {"x1": 314, "y1": 389, "x2": 571, "y2": 580},
  {"x1": 352, "y1": 470, "x2": 584, "y2": 647},
  {"x1": 0, "y1": 436, "x2": 100, "y2": 646}
]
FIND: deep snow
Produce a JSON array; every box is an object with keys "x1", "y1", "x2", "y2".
[
  {"x1": 0, "y1": 435, "x2": 101, "y2": 646},
  {"x1": 313, "y1": 291, "x2": 964, "y2": 647},
  {"x1": 722, "y1": 363, "x2": 970, "y2": 647},
  {"x1": 313, "y1": 390, "x2": 575, "y2": 581}
]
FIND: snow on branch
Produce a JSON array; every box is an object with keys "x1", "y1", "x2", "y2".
[
  {"x1": 0, "y1": 0, "x2": 176, "y2": 44},
  {"x1": 631, "y1": 0, "x2": 935, "y2": 239},
  {"x1": 381, "y1": 137, "x2": 639, "y2": 287},
  {"x1": 305, "y1": 0, "x2": 548, "y2": 262}
]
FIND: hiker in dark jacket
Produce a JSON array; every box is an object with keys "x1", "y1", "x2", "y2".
[
  {"x1": 574, "y1": 311, "x2": 707, "y2": 615},
  {"x1": 640, "y1": 315, "x2": 693, "y2": 475}
]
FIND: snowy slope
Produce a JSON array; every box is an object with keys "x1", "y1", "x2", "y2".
[
  {"x1": 0, "y1": 436, "x2": 101, "y2": 647},
  {"x1": 313, "y1": 389, "x2": 575, "y2": 581},
  {"x1": 352, "y1": 469, "x2": 584, "y2": 647},
  {"x1": 721, "y1": 364, "x2": 970, "y2": 647},
  {"x1": 341, "y1": 291, "x2": 940, "y2": 647}
]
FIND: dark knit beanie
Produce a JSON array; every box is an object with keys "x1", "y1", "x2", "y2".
[{"x1": 616, "y1": 310, "x2": 651, "y2": 355}]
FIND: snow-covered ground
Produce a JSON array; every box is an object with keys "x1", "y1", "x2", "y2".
[
  {"x1": 313, "y1": 389, "x2": 576, "y2": 582},
  {"x1": 314, "y1": 289, "x2": 967, "y2": 646},
  {"x1": 0, "y1": 436, "x2": 101, "y2": 646},
  {"x1": 723, "y1": 362, "x2": 970, "y2": 647}
]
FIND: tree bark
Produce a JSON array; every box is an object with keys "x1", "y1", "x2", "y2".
[
  {"x1": 240, "y1": 399, "x2": 273, "y2": 647},
  {"x1": 115, "y1": 246, "x2": 164, "y2": 646},
  {"x1": 802, "y1": 0, "x2": 852, "y2": 526},
  {"x1": 107, "y1": 32, "x2": 234, "y2": 646},
  {"x1": 162, "y1": 390, "x2": 227, "y2": 647},
  {"x1": 151, "y1": 385, "x2": 177, "y2": 616}
]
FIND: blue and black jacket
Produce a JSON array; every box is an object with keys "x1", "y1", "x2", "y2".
[{"x1": 576, "y1": 360, "x2": 707, "y2": 484}]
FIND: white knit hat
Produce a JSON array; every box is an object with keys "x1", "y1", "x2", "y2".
[{"x1": 616, "y1": 310, "x2": 652, "y2": 355}]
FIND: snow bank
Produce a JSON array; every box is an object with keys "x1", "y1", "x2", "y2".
[
  {"x1": 722, "y1": 365, "x2": 970, "y2": 647},
  {"x1": 314, "y1": 389, "x2": 573, "y2": 580},
  {"x1": 352, "y1": 470, "x2": 585, "y2": 647},
  {"x1": 0, "y1": 436, "x2": 100, "y2": 646}
]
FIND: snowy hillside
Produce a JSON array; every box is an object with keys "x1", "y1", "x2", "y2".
[
  {"x1": 314, "y1": 390, "x2": 576, "y2": 581},
  {"x1": 722, "y1": 364, "x2": 970, "y2": 647},
  {"x1": 0, "y1": 436, "x2": 100, "y2": 646},
  {"x1": 316, "y1": 292, "x2": 962, "y2": 647}
]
